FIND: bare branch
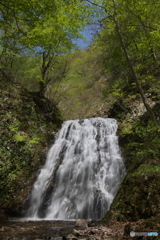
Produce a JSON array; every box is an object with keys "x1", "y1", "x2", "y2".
[
  {"x1": 143, "y1": 3, "x2": 160, "y2": 4},
  {"x1": 0, "y1": 2, "x2": 14, "y2": 11},
  {"x1": 124, "y1": 24, "x2": 157, "y2": 31},
  {"x1": 84, "y1": 0, "x2": 104, "y2": 9},
  {"x1": 126, "y1": 6, "x2": 157, "y2": 31}
]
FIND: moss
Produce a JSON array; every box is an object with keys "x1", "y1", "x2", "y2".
[
  {"x1": 0, "y1": 84, "x2": 62, "y2": 214},
  {"x1": 101, "y1": 83, "x2": 160, "y2": 231},
  {"x1": 102, "y1": 160, "x2": 160, "y2": 226}
]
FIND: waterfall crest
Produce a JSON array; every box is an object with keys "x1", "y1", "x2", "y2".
[{"x1": 27, "y1": 118, "x2": 125, "y2": 220}]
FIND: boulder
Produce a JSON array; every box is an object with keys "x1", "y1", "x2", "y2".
[
  {"x1": 66, "y1": 234, "x2": 77, "y2": 240},
  {"x1": 75, "y1": 219, "x2": 88, "y2": 228}
]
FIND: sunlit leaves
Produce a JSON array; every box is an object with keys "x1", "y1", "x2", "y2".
[
  {"x1": 93, "y1": 0, "x2": 160, "y2": 75},
  {"x1": 0, "y1": 0, "x2": 92, "y2": 55}
]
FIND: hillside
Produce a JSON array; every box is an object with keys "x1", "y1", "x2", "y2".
[
  {"x1": 47, "y1": 49, "x2": 109, "y2": 120},
  {"x1": 0, "y1": 81, "x2": 62, "y2": 215},
  {"x1": 102, "y1": 86, "x2": 160, "y2": 235}
]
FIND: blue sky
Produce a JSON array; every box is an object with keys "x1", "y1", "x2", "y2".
[{"x1": 73, "y1": 24, "x2": 98, "y2": 49}]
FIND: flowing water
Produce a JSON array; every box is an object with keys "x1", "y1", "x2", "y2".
[{"x1": 26, "y1": 118, "x2": 125, "y2": 221}]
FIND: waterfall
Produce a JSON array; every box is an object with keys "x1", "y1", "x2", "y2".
[{"x1": 26, "y1": 118, "x2": 125, "y2": 220}]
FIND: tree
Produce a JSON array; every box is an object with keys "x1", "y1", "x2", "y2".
[
  {"x1": 85, "y1": 0, "x2": 160, "y2": 126},
  {"x1": 0, "y1": 0, "x2": 91, "y2": 95},
  {"x1": 111, "y1": 0, "x2": 159, "y2": 125}
]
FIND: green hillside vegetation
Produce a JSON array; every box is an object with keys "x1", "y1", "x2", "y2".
[
  {"x1": 49, "y1": 49, "x2": 110, "y2": 120},
  {"x1": 0, "y1": 81, "x2": 62, "y2": 213}
]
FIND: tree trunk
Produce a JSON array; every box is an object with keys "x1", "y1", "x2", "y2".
[
  {"x1": 39, "y1": 81, "x2": 45, "y2": 97},
  {"x1": 39, "y1": 51, "x2": 53, "y2": 97},
  {"x1": 113, "y1": 14, "x2": 158, "y2": 126}
]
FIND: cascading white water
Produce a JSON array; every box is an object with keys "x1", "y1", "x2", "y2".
[{"x1": 27, "y1": 118, "x2": 125, "y2": 220}]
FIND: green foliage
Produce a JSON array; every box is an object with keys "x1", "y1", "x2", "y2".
[
  {"x1": 28, "y1": 137, "x2": 40, "y2": 145},
  {"x1": 121, "y1": 119, "x2": 160, "y2": 160},
  {"x1": 132, "y1": 164, "x2": 160, "y2": 177},
  {"x1": 103, "y1": 77, "x2": 125, "y2": 101},
  {"x1": 0, "y1": 0, "x2": 90, "y2": 52},
  {"x1": 13, "y1": 133, "x2": 27, "y2": 142},
  {"x1": 0, "y1": 85, "x2": 62, "y2": 209},
  {"x1": 9, "y1": 121, "x2": 20, "y2": 132},
  {"x1": 92, "y1": 0, "x2": 160, "y2": 118},
  {"x1": 51, "y1": 48, "x2": 109, "y2": 119},
  {"x1": 0, "y1": 0, "x2": 94, "y2": 94}
]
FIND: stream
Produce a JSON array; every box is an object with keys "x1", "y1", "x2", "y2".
[{"x1": 0, "y1": 218, "x2": 77, "y2": 240}]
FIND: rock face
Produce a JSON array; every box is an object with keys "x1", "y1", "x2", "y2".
[
  {"x1": 66, "y1": 223, "x2": 126, "y2": 240},
  {"x1": 75, "y1": 219, "x2": 88, "y2": 228}
]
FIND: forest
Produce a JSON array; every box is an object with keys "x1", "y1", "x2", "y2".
[{"x1": 0, "y1": 0, "x2": 160, "y2": 239}]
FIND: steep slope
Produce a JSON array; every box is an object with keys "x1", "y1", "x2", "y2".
[
  {"x1": 49, "y1": 49, "x2": 110, "y2": 120},
  {"x1": 101, "y1": 84, "x2": 160, "y2": 236},
  {"x1": 0, "y1": 81, "x2": 62, "y2": 215}
]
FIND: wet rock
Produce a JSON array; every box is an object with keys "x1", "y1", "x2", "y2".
[
  {"x1": 54, "y1": 237, "x2": 63, "y2": 240},
  {"x1": 73, "y1": 229, "x2": 82, "y2": 236},
  {"x1": 124, "y1": 223, "x2": 131, "y2": 235},
  {"x1": 76, "y1": 239, "x2": 87, "y2": 240},
  {"x1": 89, "y1": 229, "x2": 99, "y2": 234},
  {"x1": 66, "y1": 234, "x2": 77, "y2": 240},
  {"x1": 75, "y1": 219, "x2": 88, "y2": 228},
  {"x1": 0, "y1": 227, "x2": 5, "y2": 231},
  {"x1": 22, "y1": 237, "x2": 27, "y2": 240},
  {"x1": 68, "y1": 224, "x2": 127, "y2": 240},
  {"x1": 88, "y1": 220, "x2": 97, "y2": 227}
]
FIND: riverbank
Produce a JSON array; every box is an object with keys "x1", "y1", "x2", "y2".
[
  {"x1": 1, "y1": 218, "x2": 159, "y2": 240},
  {"x1": 0, "y1": 218, "x2": 128, "y2": 240},
  {"x1": 0, "y1": 219, "x2": 76, "y2": 240}
]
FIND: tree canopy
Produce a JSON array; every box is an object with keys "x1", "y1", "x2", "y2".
[
  {"x1": 86, "y1": 0, "x2": 160, "y2": 125},
  {"x1": 0, "y1": 0, "x2": 91, "y2": 53},
  {"x1": 0, "y1": 0, "x2": 159, "y2": 116},
  {"x1": 0, "y1": 0, "x2": 92, "y2": 94}
]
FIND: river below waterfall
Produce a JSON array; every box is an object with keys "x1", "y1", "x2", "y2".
[
  {"x1": 0, "y1": 217, "x2": 128, "y2": 240},
  {"x1": 0, "y1": 218, "x2": 77, "y2": 240}
]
